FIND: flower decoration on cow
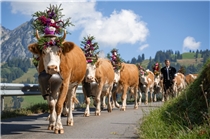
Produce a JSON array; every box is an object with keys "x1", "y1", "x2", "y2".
[
  {"x1": 152, "y1": 62, "x2": 161, "y2": 76},
  {"x1": 32, "y1": 4, "x2": 73, "y2": 50},
  {"x1": 136, "y1": 63, "x2": 148, "y2": 76},
  {"x1": 107, "y1": 48, "x2": 123, "y2": 70},
  {"x1": 81, "y1": 35, "x2": 99, "y2": 64}
]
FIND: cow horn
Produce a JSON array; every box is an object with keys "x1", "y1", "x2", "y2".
[
  {"x1": 35, "y1": 30, "x2": 40, "y2": 40},
  {"x1": 61, "y1": 30, "x2": 66, "y2": 43}
]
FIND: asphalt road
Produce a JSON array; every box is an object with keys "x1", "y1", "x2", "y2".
[{"x1": 1, "y1": 102, "x2": 163, "y2": 139}]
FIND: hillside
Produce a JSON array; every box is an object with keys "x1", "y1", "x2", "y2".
[{"x1": 139, "y1": 59, "x2": 210, "y2": 138}]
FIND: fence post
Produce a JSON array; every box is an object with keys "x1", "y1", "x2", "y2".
[{"x1": 1, "y1": 95, "x2": 4, "y2": 113}]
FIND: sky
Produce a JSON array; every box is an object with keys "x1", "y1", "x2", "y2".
[{"x1": 1, "y1": 0, "x2": 209, "y2": 62}]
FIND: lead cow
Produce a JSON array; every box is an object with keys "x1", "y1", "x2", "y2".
[
  {"x1": 28, "y1": 30, "x2": 86, "y2": 134},
  {"x1": 82, "y1": 58, "x2": 115, "y2": 116}
]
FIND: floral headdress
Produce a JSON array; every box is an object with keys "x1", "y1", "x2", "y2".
[
  {"x1": 81, "y1": 35, "x2": 99, "y2": 64},
  {"x1": 32, "y1": 4, "x2": 74, "y2": 50},
  {"x1": 152, "y1": 62, "x2": 161, "y2": 76},
  {"x1": 107, "y1": 48, "x2": 123, "y2": 70},
  {"x1": 31, "y1": 4, "x2": 73, "y2": 66},
  {"x1": 32, "y1": 4, "x2": 73, "y2": 37},
  {"x1": 136, "y1": 63, "x2": 148, "y2": 76}
]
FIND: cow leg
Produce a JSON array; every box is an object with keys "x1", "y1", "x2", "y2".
[
  {"x1": 84, "y1": 97, "x2": 91, "y2": 117},
  {"x1": 161, "y1": 91, "x2": 165, "y2": 102},
  {"x1": 95, "y1": 84, "x2": 103, "y2": 116},
  {"x1": 121, "y1": 85, "x2": 128, "y2": 111},
  {"x1": 107, "y1": 85, "x2": 113, "y2": 112},
  {"x1": 101, "y1": 93, "x2": 107, "y2": 110},
  {"x1": 46, "y1": 96, "x2": 57, "y2": 130},
  {"x1": 138, "y1": 91, "x2": 142, "y2": 105},
  {"x1": 66, "y1": 87, "x2": 77, "y2": 126},
  {"x1": 134, "y1": 86, "x2": 138, "y2": 109},
  {"x1": 54, "y1": 83, "x2": 69, "y2": 134},
  {"x1": 144, "y1": 87, "x2": 149, "y2": 104},
  {"x1": 149, "y1": 87, "x2": 154, "y2": 103},
  {"x1": 82, "y1": 82, "x2": 91, "y2": 117},
  {"x1": 112, "y1": 86, "x2": 120, "y2": 108}
]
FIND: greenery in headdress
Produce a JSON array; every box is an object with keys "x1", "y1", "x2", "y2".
[
  {"x1": 107, "y1": 48, "x2": 123, "y2": 70},
  {"x1": 136, "y1": 63, "x2": 148, "y2": 76},
  {"x1": 37, "y1": 37, "x2": 63, "y2": 50},
  {"x1": 81, "y1": 35, "x2": 100, "y2": 64}
]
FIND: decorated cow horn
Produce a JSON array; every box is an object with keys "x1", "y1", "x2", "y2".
[
  {"x1": 61, "y1": 30, "x2": 66, "y2": 43},
  {"x1": 35, "y1": 30, "x2": 40, "y2": 40}
]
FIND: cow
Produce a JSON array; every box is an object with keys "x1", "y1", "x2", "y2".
[
  {"x1": 138, "y1": 69, "x2": 155, "y2": 105},
  {"x1": 153, "y1": 74, "x2": 163, "y2": 102},
  {"x1": 185, "y1": 74, "x2": 198, "y2": 85},
  {"x1": 112, "y1": 63, "x2": 139, "y2": 111},
  {"x1": 82, "y1": 58, "x2": 115, "y2": 116},
  {"x1": 172, "y1": 72, "x2": 186, "y2": 98},
  {"x1": 28, "y1": 30, "x2": 87, "y2": 134}
]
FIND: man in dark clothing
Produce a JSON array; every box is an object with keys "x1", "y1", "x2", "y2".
[{"x1": 161, "y1": 59, "x2": 176, "y2": 101}]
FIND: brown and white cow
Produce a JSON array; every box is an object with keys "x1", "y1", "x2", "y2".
[
  {"x1": 112, "y1": 63, "x2": 139, "y2": 111},
  {"x1": 82, "y1": 58, "x2": 115, "y2": 116},
  {"x1": 185, "y1": 74, "x2": 198, "y2": 85},
  {"x1": 173, "y1": 72, "x2": 186, "y2": 97},
  {"x1": 28, "y1": 30, "x2": 86, "y2": 134},
  {"x1": 153, "y1": 74, "x2": 163, "y2": 102},
  {"x1": 138, "y1": 69, "x2": 155, "y2": 104}
]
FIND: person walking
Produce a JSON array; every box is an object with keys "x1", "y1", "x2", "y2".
[{"x1": 161, "y1": 59, "x2": 176, "y2": 101}]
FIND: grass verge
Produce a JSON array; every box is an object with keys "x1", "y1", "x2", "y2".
[{"x1": 138, "y1": 59, "x2": 210, "y2": 139}]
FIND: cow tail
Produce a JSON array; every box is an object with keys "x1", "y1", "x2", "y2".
[{"x1": 72, "y1": 96, "x2": 79, "y2": 104}]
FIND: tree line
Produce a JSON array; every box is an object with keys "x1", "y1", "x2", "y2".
[
  {"x1": 129, "y1": 49, "x2": 210, "y2": 75},
  {"x1": 1, "y1": 58, "x2": 32, "y2": 83}
]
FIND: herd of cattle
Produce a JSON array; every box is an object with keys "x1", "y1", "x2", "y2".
[{"x1": 28, "y1": 31, "x2": 198, "y2": 134}]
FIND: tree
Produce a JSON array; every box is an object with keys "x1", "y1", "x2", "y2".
[
  {"x1": 142, "y1": 54, "x2": 145, "y2": 61},
  {"x1": 131, "y1": 57, "x2": 137, "y2": 64}
]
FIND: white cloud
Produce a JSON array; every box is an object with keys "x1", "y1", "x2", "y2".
[
  {"x1": 183, "y1": 36, "x2": 201, "y2": 52},
  {"x1": 80, "y1": 9, "x2": 149, "y2": 47},
  {"x1": 10, "y1": 1, "x2": 149, "y2": 48},
  {"x1": 139, "y1": 44, "x2": 149, "y2": 51}
]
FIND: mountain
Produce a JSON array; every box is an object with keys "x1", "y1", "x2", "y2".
[{"x1": 1, "y1": 19, "x2": 37, "y2": 63}]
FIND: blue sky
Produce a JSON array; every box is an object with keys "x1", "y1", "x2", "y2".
[{"x1": 1, "y1": 0, "x2": 209, "y2": 61}]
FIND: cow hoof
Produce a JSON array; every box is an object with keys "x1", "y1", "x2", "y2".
[
  {"x1": 84, "y1": 113, "x2": 90, "y2": 117},
  {"x1": 67, "y1": 121, "x2": 73, "y2": 126},
  {"x1": 120, "y1": 108, "x2": 126, "y2": 111},
  {"x1": 54, "y1": 129, "x2": 64, "y2": 134},
  {"x1": 95, "y1": 112, "x2": 101, "y2": 116},
  {"x1": 48, "y1": 125, "x2": 54, "y2": 130},
  {"x1": 107, "y1": 109, "x2": 112, "y2": 113},
  {"x1": 134, "y1": 106, "x2": 138, "y2": 109}
]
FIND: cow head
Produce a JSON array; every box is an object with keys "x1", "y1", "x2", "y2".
[
  {"x1": 85, "y1": 63, "x2": 97, "y2": 83},
  {"x1": 154, "y1": 74, "x2": 161, "y2": 87},
  {"x1": 28, "y1": 30, "x2": 73, "y2": 74},
  {"x1": 139, "y1": 69, "x2": 150, "y2": 85}
]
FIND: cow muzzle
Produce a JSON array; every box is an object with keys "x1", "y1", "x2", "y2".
[
  {"x1": 47, "y1": 65, "x2": 58, "y2": 74},
  {"x1": 86, "y1": 76, "x2": 95, "y2": 83}
]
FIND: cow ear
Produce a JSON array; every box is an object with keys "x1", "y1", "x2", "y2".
[
  {"x1": 62, "y1": 42, "x2": 74, "y2": 54},
  {"x1": 120, "y1": 65, "x2": 125, "y2": 71},
  {"x1": 95, "y1": 61, "x2": 102, "y2": 68},
  {"x1": 28, "y1": 43, "x2": 40, "y2": 55}
]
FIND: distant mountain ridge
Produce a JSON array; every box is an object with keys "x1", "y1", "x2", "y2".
[{"x1": 1, "y1": 19, "x2": 36, "y2": 63}]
